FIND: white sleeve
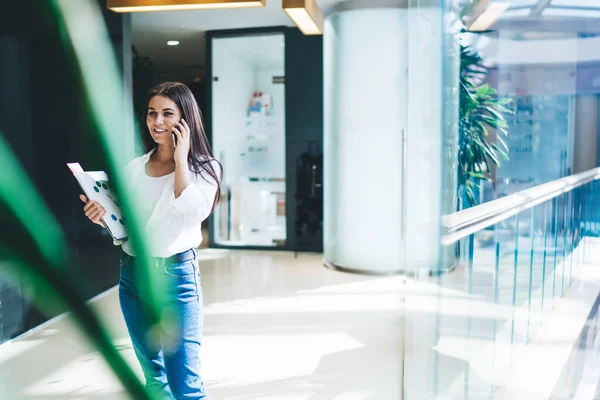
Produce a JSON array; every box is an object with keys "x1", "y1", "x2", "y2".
[{"x1": 171, "y1": 160, "x2": 220, "y2": 220}]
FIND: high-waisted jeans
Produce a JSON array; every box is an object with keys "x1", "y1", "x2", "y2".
[{"x1": 118, "y1": 249, "x2": 208, "y2": 399}]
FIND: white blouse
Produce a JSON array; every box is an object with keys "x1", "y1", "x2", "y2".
[{"x1": 120, "y1": 148, "x2": 220, "y2": 258}]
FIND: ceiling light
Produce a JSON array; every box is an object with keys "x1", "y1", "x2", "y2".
[
  {"x1": 107, "y1": 0, "x2": 266, "y2": 13},
  {"x1": 283, "y1": 0, "x2": 323, "y2": 36},
  {"x1": 167, "y1": 40, "x2": 180, "y2": 46},
  {"x1": 468, "y1": 2, "x2": 511, "y2": 32}
]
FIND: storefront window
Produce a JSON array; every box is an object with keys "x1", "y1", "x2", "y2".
[{"x1": 211, "y1": 33, "x2": 286, "y2": 247}]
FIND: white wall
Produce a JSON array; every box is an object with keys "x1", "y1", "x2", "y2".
[
  {"x1": 252, "y1": 67, "x2": 285, "y2": 178},
  {"x1": 212, "y1": 39, "x2": 254, "y2": 186},
  {"x1": 255, "y1": 68, "x2": 285, "y2": 118},
  {"x1": 478, "y1": 35, "x2": 600, "y2": 66}
]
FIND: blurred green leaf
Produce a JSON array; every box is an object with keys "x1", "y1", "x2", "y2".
[
  {"x1": 0, "y1": 133, "x2": 151, "y2": 399},
  {"x1": 466, "y1": 186, "x2": 476, "y2": 206},
  {"x1": 496, "y1": 135, "x2": 509, "y2": 153},
  {"x1": 492, "y1": 143, "x2": 510, "y2": 161},
  {"x1": 475, "y1": 83, "x2": 490, "y2": 97}
]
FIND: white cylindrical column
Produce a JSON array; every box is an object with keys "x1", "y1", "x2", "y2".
[
  {"x1": 323, "y1": 1, "x2": 452, "y2": 275},
  {"x1": 323, "y1": 4, "x2": 408, "y2": 274}
]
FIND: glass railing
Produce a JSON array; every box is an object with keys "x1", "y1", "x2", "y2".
[
  {"x1": 404, "y1": 168, "x2": 600, "y2": 399},
  {"x1": 443, "y1": 168, "x2": 600, "y2": 314}
]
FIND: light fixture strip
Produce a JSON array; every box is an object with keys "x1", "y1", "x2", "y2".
[
  {"x1": 107, "y1": 0, "x2": 265, "y2": 13},
  {"x1": 283, "y1": 0, "x2": 323, "y2": 36},
  {"x1": 469, "y1": 2, "x2": 511, "y2": 32}
]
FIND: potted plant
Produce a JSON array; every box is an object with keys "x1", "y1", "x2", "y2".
[{"x1": 458, "y1": 43, "x2": 513, "y2": 209}]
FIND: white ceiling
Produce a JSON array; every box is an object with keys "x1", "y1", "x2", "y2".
[
  {"x1": 131, "y1": 0, "x2": 348, "y2": 82},
  {"x1": 131, "y1": 0, "x2": 600, "y2": 83},
  {"x1": 216, "y1": 34, "x2": 285, "y2": 69},
  {"x1": 132, "y1": 0, "x2": 294, "y2": 82}
]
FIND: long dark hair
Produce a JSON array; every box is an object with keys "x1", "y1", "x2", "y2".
[{"x1": 144, "y1": 82, "x2": 221, "y2": 207}]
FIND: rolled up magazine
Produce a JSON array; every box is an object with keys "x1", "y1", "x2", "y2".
[{"x1": 67, "y1": 162, "x2": 128, "y2": 241}]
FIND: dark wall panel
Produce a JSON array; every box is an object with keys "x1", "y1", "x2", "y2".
[
  {"x1": 285, "y1": 28, "x2": 324, "y2": 252},
  {"x1": 0, "y1": 0, "x2": 129, "y2": 343}
]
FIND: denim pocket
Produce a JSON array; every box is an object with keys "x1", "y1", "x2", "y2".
[{"x1": 164, "y1": 260, "x2": 196, "y2": 278}]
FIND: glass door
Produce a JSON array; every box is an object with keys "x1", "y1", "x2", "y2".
[{"x1": 211, "y1": 33, "x2": 286, "y2": 247}]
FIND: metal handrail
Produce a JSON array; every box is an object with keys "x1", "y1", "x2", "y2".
[{"x1": 441, "y1": 168, "x2": 600, "y2": 246}]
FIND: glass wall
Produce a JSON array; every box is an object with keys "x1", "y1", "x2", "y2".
[
  {"x1": 211, "y1": 33, "x2": 286, "y2": 247},
  {"x1": 404, "y1": 0, "x2": 600, "y2": 398},
  {"x1": 476, "y1": 30, "x2": 579, "y2": 203}
]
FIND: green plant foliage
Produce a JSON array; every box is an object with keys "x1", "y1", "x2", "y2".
[{"x1": 459, "y1": 44, "x2": 513, "y2": 208}]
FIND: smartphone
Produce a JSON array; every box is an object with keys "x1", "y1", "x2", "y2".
[{"x1": 172, "y1": 129, "x2": 178, "y2": 146}]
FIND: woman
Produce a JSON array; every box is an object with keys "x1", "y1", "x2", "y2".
[{"x1": 81, "y1": 82, "x2": 220, "y2": 399}]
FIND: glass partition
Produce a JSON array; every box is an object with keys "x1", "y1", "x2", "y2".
[
  {"x1": 211, "y1": 33, "x2": 286, "y2": 247},
  {"x1": 477, "y1": 30, "x2": 578, "y2": 204},
  {"x1": 404, "y1": 0, "x2": 600, "y2": 398}
]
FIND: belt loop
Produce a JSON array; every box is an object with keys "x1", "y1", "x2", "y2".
[{"x1": 192, "y1": 248, "x2": 197, "y2": 260}]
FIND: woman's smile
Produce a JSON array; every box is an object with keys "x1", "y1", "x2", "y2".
[{"x1": 153, "y1": 127, "x2": 169, "y2": 134}]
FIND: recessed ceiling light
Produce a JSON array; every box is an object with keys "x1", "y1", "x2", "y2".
[{"x1": 167, "y1": 41, "x2": 180, "y2": 46}]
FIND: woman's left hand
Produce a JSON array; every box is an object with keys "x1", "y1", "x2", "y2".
[{"x1": 173, "y1": 118, "x2": 191, "y2": 165}]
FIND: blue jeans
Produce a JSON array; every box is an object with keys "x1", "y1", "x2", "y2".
[{"x1": 119, "y1": 250, "x2": 208, "y2": 399}]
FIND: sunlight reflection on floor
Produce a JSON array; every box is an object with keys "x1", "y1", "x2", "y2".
[{"x1": 0, "y1": 251, "x2": 404, "y2": 400}]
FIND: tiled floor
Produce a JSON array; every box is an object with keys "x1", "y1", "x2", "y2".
[
  {"x1": 551, "y1": 294, "x2": 600, "y2": 400},
  {"x1": 0, "y1": 250, "x2": 404, "y2": 399},
  {"x1": 2, "y1": 244, "x2": 600, "y2": 399}
]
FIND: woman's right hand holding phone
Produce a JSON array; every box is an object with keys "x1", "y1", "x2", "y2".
[{"x1": 80, "y1": 194, "x2": 106, "y2": 227}]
